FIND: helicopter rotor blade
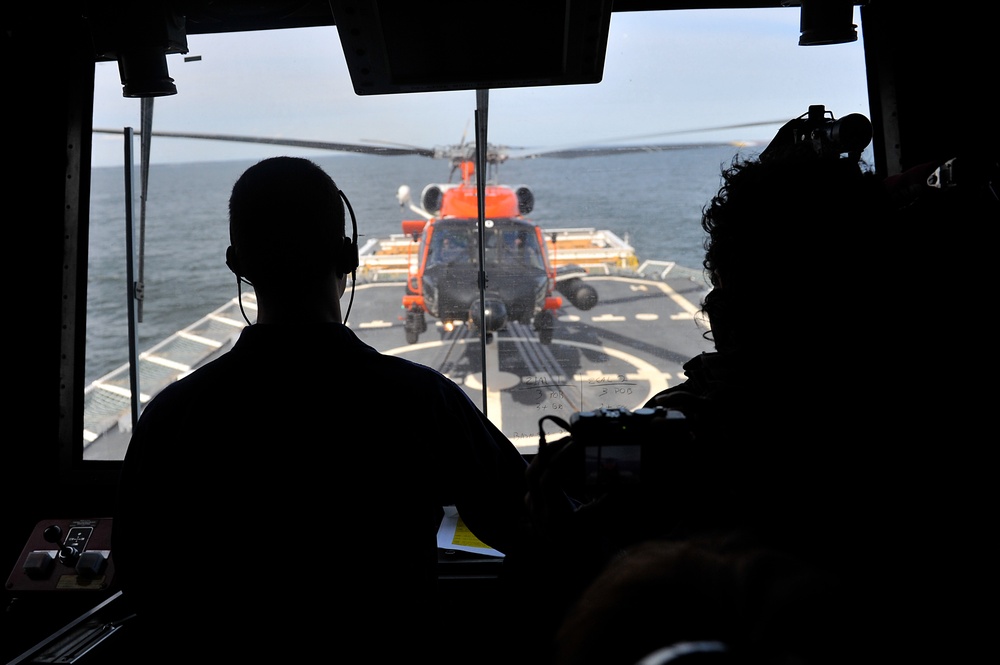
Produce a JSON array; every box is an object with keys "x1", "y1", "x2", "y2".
[
  {"x1": 508, "y1": 141, "x2": 760, "y2": 159},
  {"x1": 575, "y1": 119, "x2": 789, "y2": 144},
  {"x1": 358, "y1": 138, "x2": 439, "y2": 153},
  {"x1": 92, "y1": 129, "x2": 435, "y2": 157},
  {"x1": 504, "y1": 119, "x2": 787, "y2": 159},
  {"x1": 93, "y1": 117, "x2": 788, "y2": 162}
]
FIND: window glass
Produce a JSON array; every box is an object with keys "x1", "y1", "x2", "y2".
[{"x1": 85, "y1": 8, "x2": 870, "y2": 459}]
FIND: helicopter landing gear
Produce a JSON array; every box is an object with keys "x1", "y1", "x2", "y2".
[
  {"x1": 405, "y1": 308, "x2": 426, "y2": 345},
  {"x1": 534, "y1": 309, "x2": 554, "y2": 345}
]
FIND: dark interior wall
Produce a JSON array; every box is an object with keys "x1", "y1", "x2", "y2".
[
  {"x1": 0, "y1": 10, "x2": 103, "y2": 585},
  {"x1": 863, "y1": 2, "x2": 994, "y2": 174}
]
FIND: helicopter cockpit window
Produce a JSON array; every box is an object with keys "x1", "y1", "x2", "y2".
[
  {"x1": 430, "y1": 231, "x2": 472, "y2": 266},
  {"x1": 510, "y1": 231, "x2": 543, "y2": 269},
  {"x1": 84, "y1": 8, "x2": 870, "y2": 459},
  {"x1": 483, "y1": 227, "x2": 545, "y2": 270}
]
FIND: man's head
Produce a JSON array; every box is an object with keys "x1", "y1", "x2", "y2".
[
  {"x1": 226, "y1": 157, "x2": 354, "y2": 288},
  {"x1": 699, "y1": 149, "x2": 888, "y2": 355}
]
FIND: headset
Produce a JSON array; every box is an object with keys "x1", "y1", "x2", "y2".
[
  {"x1": 634, "y1": 641, "x2": 732, "y2": 665},
  {"x1": 232, "y1": 185, "x2": 360, "y2": 325},
  {"x1": 339, "y1": 187, "x2": 359, "y2": 323}
]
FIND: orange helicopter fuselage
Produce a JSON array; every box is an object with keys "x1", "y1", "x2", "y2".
[{"x1": 439, "y1": 183, "x2": 522, "y2": 218}]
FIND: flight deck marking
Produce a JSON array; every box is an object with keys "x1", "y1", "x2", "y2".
[
  {"x1": 463, "y1": 343, "x2": 510, "y2": 421},
  {"x1": 369, "y1": 277, "x2": 696, "y2": 418},
  {"x1": 589, "y1": 275, "x2": 704, "y2": 316},
  {"x1": 492, "y1": 336, "x2": 672, "y2": 408},
  {"x1": 656, "y1": 279, "x2": 702, "y2": 315},
  {"x1": 383, "y1": 334, "x2": 673, "y2": 427},
  {"x1": 547, "y1": 337, "x2": 670, "y2": 407},
  {"x1": 211, "y1": 314, "x2": 247, "y2": 328},
  {"x1": 177, "y1": 331, "x2": 225, "y2": 347}
]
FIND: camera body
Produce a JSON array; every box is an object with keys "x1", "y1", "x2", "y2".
[
  {"x1": 566, "y1": 406, "x2": 689, "y2": 499},
  {"x1": 760, "y1": 104, "x2": 872, "y2": 161}
]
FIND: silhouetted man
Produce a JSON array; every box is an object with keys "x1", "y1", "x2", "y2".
[{"x1": 113, "y1": 156, "x2": 534, "y2": 659}]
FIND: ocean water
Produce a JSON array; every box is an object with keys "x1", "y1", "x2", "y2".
[{"x1": 86, "y1": 144, "x2": 751, "y2": 385}]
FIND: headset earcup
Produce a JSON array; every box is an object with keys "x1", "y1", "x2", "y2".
[
  {"x1": 337, "y1": 187, "x2": 360, "y2": 275},
  {"x1": 342, "y1": 237, "x2": 359, "y2": 274},
  {"x1": 225, "y1": 246, "x2": 243, "y2": 277}
]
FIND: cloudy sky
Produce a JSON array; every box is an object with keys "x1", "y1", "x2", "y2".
[{"x1": 90, "y1": 6, "x2": 870, "y2": 167}]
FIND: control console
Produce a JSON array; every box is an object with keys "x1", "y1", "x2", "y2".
[{"x1": 6, "y1": 518, "x2": 115, "y2": 592}]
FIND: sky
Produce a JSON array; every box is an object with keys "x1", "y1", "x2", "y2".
[{"x1": 90, "y1": 7, "x2": 871, "y2": 167}]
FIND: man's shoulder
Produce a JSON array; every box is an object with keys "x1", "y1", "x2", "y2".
[{"x1": 136, "y1": 346, "x2": 250, "y2": 415}]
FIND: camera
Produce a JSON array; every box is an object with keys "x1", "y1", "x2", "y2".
[
  {"x1": 562, "y1": 406, "x2": 690, "y2": 500},
  {"x1": 760, "y1": 104, "x2": 872, "y2": 162}
]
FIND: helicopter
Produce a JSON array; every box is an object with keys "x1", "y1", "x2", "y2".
[
  {"x1": 91, "y1": 117, "x2": 787, "y2": 349},
  {"x1": 393, "y1": 144, "x2": 600, "y2": 346}
]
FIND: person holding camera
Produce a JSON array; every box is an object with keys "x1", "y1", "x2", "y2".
[
  {"x1": 533, "y1": 114, "x2": 1000, "y2": 665},
  {"x1": 641, "y1": 139, "x2": 892, "y2": 561},
  {"x1": 520, "y1": 113, "x2": 896, "y2": 662}
]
